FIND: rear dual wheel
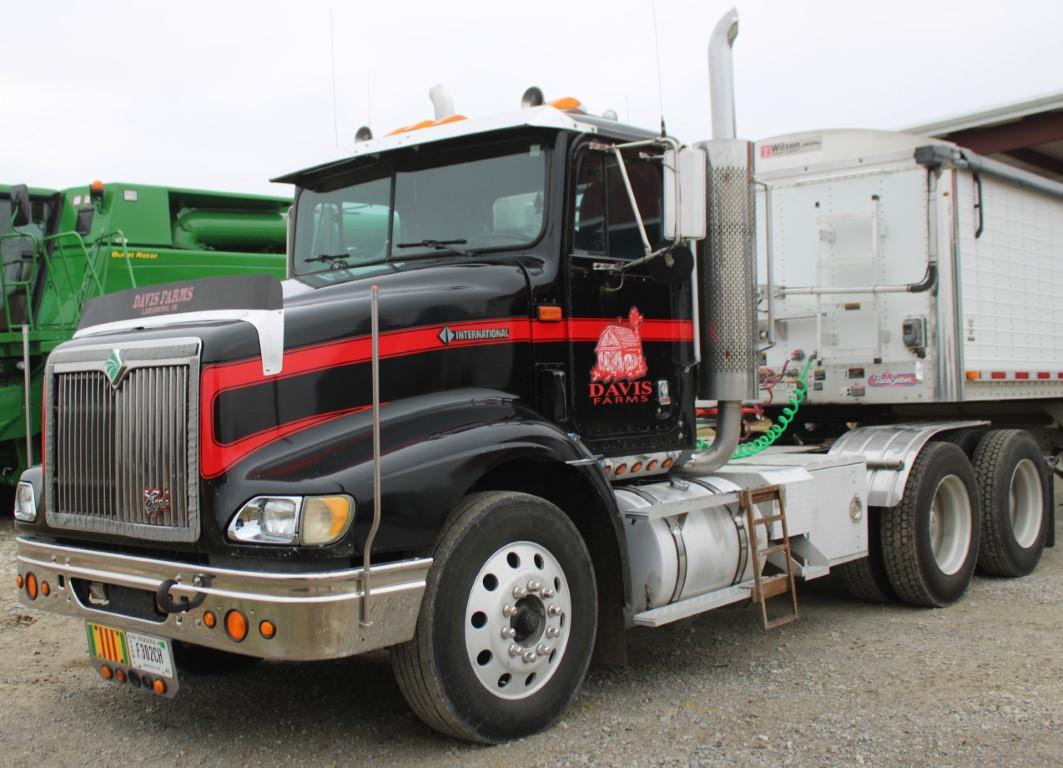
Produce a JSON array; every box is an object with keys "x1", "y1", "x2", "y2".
[
  {"x1": 881, "y1": 441, "x2": 980, "y2": 607},
  {"x1": 971, "y1": 430, "x2": 1049, "y2": 577},
  {"x1": 392, "y1": 491, "x2": 597, "y2": 743}
]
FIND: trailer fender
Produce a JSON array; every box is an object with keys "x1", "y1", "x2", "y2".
[{"x1": 829, "y1": 421, "x2": 989, "y2": 508}]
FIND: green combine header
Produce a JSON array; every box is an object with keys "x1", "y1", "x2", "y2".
[{"x1": 0, "y1": 181, "x2": 288, "y2": 488}]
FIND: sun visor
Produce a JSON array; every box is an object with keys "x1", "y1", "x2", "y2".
[{"x1": 78, "y1": 274, "x2": 283, "y2": 331}]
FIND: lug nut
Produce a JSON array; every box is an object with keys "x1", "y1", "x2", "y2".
[
  {"x1": 547, "y1": 605, "x2": 562, "y2": 617},
  {"x1": 521, "y1": 650, "x2": 536, "y2": 663},
  {"x1": 546, "y1": 627, "x2": 560, "y2": 638},
  {"x1": 541, "y1": 587, "x2": 556, "y2": 598},
  {"x1": 527, "y1": 579, "x2": 542, "y2": 592},
  {"x1": 501, "y1": 627, "x2": 516, "y2": 639},
  {"x1": 508, "y1": 644, "x2": 522, "y2": 657},
  {"x1": 512, "y1": 586, "x2": 528, "y2": 599},
  {"x1": 502, "y1": 604, "x2": 516, "y2": 617},
  {"x1": 536, "y1": 643, "x2": 550, "y2": 656}
]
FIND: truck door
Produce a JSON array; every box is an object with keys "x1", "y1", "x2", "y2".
[{"x1": 566, "y1": 147, "x2": 694, "y2": 454}]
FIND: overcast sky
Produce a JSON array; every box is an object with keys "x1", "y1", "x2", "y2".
[{"x1": 4, "y1": 0, "x2": 1061, "y2": 197}]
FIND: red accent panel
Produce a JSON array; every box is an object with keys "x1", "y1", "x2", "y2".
[
  {"x1": 1038, "y1": 372, "x2": 1051, "y2": 380},
  {"x1": 200, "y1": 405, "x2": 373, "y2": 479},
  {"x1": 1015, "y1": 371, "x2": 1030, "y2": 380},
  {"x1": 531, "y1": 317, "x2": 694, "y2": 343},
  {"x1": 990, "y1": 371, "x2": 1006, "y2": 380},
  {"x1": 199, "y1": 315, "x2": 694, "y2": 477}
]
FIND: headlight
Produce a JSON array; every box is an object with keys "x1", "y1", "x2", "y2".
[
  {"x1": 14, "y1": 481, "x2": 36, "y2": 522},
  {"x1": 227, "y1": 495, "x2": 354, "y2": 546}
]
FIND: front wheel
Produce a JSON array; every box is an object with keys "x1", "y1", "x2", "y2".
[{"x1": 391, "y1": 491, "x2": 597, "y2": 743}]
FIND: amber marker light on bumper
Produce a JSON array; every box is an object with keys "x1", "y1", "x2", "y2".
[{"x1": 225, "y1": 610, "x2": 248, "y2": 642}]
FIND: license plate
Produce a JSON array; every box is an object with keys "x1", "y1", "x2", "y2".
[
  {"x1": 126, "y1": 632, "x2": 174, "y2": 678},
  {"x1": 86, "y1": 623, "x2": 176, "y2": 681}
]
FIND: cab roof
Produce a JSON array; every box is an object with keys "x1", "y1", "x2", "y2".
[{"x1": 271, "y1": 105, "x2": 660, "y2": 186}]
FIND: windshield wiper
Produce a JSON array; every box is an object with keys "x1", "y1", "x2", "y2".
[
  {"x1": 304, "y1": 253, "x2": 350, "y2": 263},
  {"x1": 395, "y1": 238, "x2": 470, "y2": 256}
]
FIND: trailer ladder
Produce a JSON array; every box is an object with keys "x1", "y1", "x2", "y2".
[{"x1": 741, "y1": 485, "x2": 799, "y2": 629}]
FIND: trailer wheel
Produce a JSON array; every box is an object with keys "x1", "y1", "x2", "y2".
[
  {"x1": 971, "y1": 430, "x2": 1049, "y2": 577},
  {"x1": 835, "y1": 508, "x2": 896, "y2": 603},
  {"x1": 391, "y1": 491, "x2": 597, "y2": 743},
  {"x1": 881, "y1": 441, "x2": 980, "y2": 607}
]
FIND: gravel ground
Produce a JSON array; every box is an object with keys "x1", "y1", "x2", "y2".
[{"x1": 1, "y1": 510, "x2": 1060, "y2": 768}]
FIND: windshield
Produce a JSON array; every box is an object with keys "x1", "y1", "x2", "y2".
[{"x1": 293, "y1": 139, "x2": 547, "y2": 276}]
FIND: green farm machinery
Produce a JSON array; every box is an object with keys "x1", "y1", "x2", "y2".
[{"x1": 0, "y1": 181, "x2": 288, "y2": 488}]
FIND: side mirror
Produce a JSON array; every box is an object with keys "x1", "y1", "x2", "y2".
[
  {"x1": 9, "y1": 184, "x2": 32, "y2": 227},
  {"x1": 662, "y1": 148, "x2": 707, "y2": 241}
]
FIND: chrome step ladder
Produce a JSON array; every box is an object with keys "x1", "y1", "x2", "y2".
[{"x1": 740, "y1": 485, "x2": 799, "y2": 629}]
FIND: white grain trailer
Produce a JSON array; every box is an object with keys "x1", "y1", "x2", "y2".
[{"x1": 749, "y1": 128, "x2": 1059, "y2": 602}]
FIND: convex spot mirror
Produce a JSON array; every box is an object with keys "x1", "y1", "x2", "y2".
[
  {"x1": 9, "y1": 185, "x2": 32, "y2": 227},
  {"x1": 662, "y1": 148, "x2": 707, "y2": 241},
  {"x1": 647, "y1": 244, "x2": 694, "y2": 287}
]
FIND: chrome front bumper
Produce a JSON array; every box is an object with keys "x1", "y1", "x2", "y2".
[{"x1": 15, "y1": 536, "x2": 430, "y2": 661}]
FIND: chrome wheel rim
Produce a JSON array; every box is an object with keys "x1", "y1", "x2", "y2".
[
  {"x1": 928, "y1": 475, "x2": 973, "y2": 575},
  {"x1": 464, "y1": 540, "x2": 571, "y2": 700},
  {"x1": 1009, "y1": 458, "x2": 1042, "y2": 549}
]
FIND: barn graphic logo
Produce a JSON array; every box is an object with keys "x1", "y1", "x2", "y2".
[{"x1": 589, "y1": 308, "x2": 652, "y2": 405}]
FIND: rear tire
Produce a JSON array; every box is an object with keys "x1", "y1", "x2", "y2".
[
  {"x1": 835, "y1": 508, "x2": 896, "y2": 603},
  {"x1": 971, "y1": 430, "x2": 1049, "y2": 577},
  {"x1": 881, "y1": 441, "x2": 980, "y2": 607},
  {"x1": 941, "y1": 427, "x2": 986, "y2": 459},
  {"x1": 391, "y1": 491, "x2": 597, "y2": 743}
]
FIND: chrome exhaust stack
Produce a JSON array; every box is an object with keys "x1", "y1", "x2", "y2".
[{"x1": 693, "y1": 8, "x2": 757, "y2": 471}]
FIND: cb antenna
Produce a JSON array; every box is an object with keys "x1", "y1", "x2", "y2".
[
  {"x1": 651, "y1": 0, "x2": 667, "y2": 137},
  {"x1": 329, "y1": 8, "x2": 340, "y2": 148}
]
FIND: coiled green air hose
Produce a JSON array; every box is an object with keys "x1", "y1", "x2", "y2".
[
  {"x1": 694, "y1": 355, "x2": 817, "y2": 459},
  {"x1": 729, "y1": 355, "x2": 816, "y2": 460}
]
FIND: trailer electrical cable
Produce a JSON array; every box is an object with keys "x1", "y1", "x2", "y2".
[{"x1": 705, "y1": 354, "x2": 816, "y2": 461}]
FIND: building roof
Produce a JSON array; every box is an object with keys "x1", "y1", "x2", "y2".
[{"x1": 905, "y1": 92, "x2": 1063, "y2": 179}]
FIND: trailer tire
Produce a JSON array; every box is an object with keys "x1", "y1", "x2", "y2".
[
  {"x1": 172, "y1": 641, "x2": 261, "y2": 676},
  {"x1": 835, "y1": 509, "x2": 896, "y2": 603},
  {"x1": 881, "y1": 441, "x2": 980, "y2": 607},
  {"x1": 971, "y1": 430, "x2": 1049, "y2": 577},
  {"x1": 391, "y1": 491, "x2": 597, "y2": 743},
  {"x1": 941, "y1": 428, "x2": 986, "y2": 459}
]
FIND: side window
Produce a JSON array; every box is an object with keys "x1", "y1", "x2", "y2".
[
  {"x1": 572, "y1": 151, "x2": 663, "y2": 259},
  {"x1": 573, "y1": 155, "x2": 605, "y2": 251}
]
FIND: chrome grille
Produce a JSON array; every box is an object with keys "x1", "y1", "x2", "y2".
[{"x1": 45, "y1": 339, "x2": 201, "y2": 542}]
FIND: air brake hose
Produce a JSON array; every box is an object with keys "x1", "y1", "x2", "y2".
[
  {"x1": 694, "y1": 355, "x2": 817, "y2": 460},
  {"x1": 729, "y1": 355, "x2": 816, "y2": 460}
]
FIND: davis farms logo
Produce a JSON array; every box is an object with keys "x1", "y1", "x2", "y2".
[{"x1": 589, "y1": 308, "x2": 652, "y2": 405}]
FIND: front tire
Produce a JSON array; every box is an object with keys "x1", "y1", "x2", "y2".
[
  {"x1": 881, "y1": 441, "x2": 980, "y2": 607},
  {"x1": 392, "y1": 491, "x2": 597, "y2": 743},
  {"x1": 971, "y1": 430, "x2": 1049, "y2": 577}
]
